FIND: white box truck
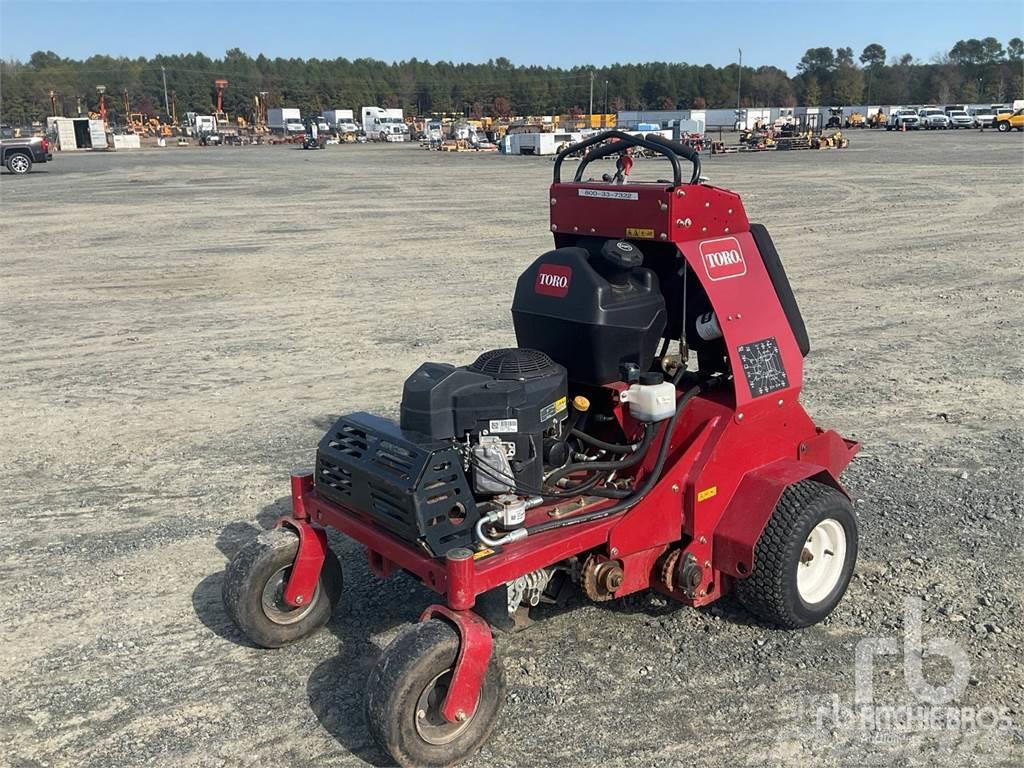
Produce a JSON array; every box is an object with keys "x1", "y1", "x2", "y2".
[
  {"x1": 268, "y1": 108, "x2": 304, "y2": 135},
  {"x1": 361, "y1": 107, "x2": 408, "y2": 141},
  {"x1": 193, "y1": 114, "x2": 217, "y2": 135},
  {"x1": 323, "y1": 109, "x2": 358, "y2": 135}
]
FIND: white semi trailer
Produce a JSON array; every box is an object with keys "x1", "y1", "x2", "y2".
[{"x1": 361, "y1": 107, "x2": 408, "y2": 141}]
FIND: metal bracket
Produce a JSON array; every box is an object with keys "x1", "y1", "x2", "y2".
[
  {"x1": 420, "y1": 604, "x2": 494, "y2": 724},
  {"x1": 276, "y1": 517, "x2": 328, "y2": 609}
]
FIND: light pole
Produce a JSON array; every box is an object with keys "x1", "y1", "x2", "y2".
[
  {"x1": 736, "y1": 48, "x2": 743, "y2": 113},
  {"x1": 604, "y1": 79, "x2": 609, "y2": 126},
  {"x1": 161, "y1": 65, "x2": 170, "y2": 116},
  {"x1": 589, "y1": 70, "x2": 594, "y2": 122}
]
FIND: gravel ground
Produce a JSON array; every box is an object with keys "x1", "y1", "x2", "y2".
[{"x1": 1, "y1": 130, "x2": 1022, "y2": 767}]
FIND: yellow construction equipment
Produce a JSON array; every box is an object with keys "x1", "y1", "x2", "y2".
[{"x1": 867, "y1": 110, "x2": 887, "y2": 129}]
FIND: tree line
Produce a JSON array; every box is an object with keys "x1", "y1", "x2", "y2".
[{"x1": 1, "y1": 37, "x2": 1021, "y2": 126}]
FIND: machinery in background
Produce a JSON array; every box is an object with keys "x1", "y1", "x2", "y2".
[
  {"x1": 845, "y1": 111, "x2": 866, "y2": 128},
  {"x1": 301, "y1": 117, "x2": 326, "y2": 149}
]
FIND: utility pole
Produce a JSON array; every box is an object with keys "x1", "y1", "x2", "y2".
[
  {"x1": 604, "y1": 79, "x2": 609, "y2": 126},
  {"x1": 589, "y1": 70, "x2": 595, "y2": 121},
  {"x1": 161, "y1": 65, "x2": 170, "y2": 116},
  {"x1": 736, "y1": 48, "x2": 743, "y2": 113}
]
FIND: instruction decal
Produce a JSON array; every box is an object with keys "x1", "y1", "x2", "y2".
[{"x1": 737, "y1": 337, "x2": 789, "y2": 397}]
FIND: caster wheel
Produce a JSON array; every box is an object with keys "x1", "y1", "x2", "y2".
[
  {"x1": 736, "y1": 480, "x2": 858, "y2": 629},
  {"x1": 221, "y1": 527, "x2": 343, "y2": 648},
  {"x1": 366, "y1": 619, "x2": 505, "y2": 768}
]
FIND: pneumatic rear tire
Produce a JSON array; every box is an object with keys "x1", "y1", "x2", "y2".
[{"x1": 736, "y1": 480, "x2": 858, "y2": 629}]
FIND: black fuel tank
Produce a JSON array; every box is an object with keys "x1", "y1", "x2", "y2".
[{"x1": 511, "y1": 245, "x2": 667, "y2": 385}]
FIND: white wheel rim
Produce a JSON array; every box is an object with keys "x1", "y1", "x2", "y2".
[
  {"x1": 796, "y1": 519, "x2": 847, "y2": 605},
  {"x1": 11, "y1": 156, "x2": 29, "y2": 172}
]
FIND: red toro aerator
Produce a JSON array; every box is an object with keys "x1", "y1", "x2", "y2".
[{"x1": 221, "y1": 131, "x2": 859, "y2": 767}]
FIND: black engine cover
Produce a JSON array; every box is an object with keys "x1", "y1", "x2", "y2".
[{"x1": 400, "y1": 348, "x2": 568, "y2": 492}]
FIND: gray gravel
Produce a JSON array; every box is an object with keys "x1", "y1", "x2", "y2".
[{"x1": 1, "y1": 131, "x2": 1021, "y2": 767}]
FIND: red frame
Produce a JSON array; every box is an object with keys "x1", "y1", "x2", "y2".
[{"x1": 278, "y1": 177, "x2": 859, "y2": 725}]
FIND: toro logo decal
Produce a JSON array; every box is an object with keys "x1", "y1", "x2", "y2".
[
  {"x1": 699, "y1": 236, "x2": 747, "y2": 281},
  {"x1": 535, "y1": 264, "x2": 572, "y2": 297}
]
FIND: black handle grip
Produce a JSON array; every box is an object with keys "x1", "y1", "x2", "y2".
[
  {"x1": 553, "y1": 130, "x2": 682, "y2": 186},
  {"x1": 643, "y1": 133, "x2": 702, "y2": 184},
  {"x1": 572, "y1": 135, "x2": 682, "y2": 185}
]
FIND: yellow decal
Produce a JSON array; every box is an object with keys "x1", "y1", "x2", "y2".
[
  {"x1": 473, "y1": 548, "x2": 496, "y2": 560},
  {"x1": 625, "y1": 227, "x2": 655, "y2": 239},
  {"x1": 554, "y1": 396, "x2": 567, "y2": 414},
  {"x1": 697, "y1": 486, "x2": 718, "y2": 502}
]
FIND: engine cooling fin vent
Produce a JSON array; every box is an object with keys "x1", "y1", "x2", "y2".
[{"x1": 467, "y1": 348, "x2": 558, "y2": 380}]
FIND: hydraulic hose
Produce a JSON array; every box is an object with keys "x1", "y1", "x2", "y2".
[
  {"x1": 544, "y1": 423, "x2": 655, "y2": 487},
  {"x1": 525, "y1": 384, "x2": 703, "y2": 536},
  {"x1": 570, "y1": 428, "x2": 641, "y2": 454}
]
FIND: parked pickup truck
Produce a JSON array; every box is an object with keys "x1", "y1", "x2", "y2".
[
  {"x1": 917, "y1": 108, "x2": 950, "y2": 129},
  {"x1": 0, "y1": 128, "x2": 52, "y2": 174},
  {"x1": 946, "y1": 110, "x2": 973, "y2": 129},
  {"x1": 887, "y1": 109, "x2": 920, "y2": 131},
  {"x1": 970, "y1": 108, "x2": 996, "y2": 128}
]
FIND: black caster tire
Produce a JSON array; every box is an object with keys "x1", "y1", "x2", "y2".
[
  {"x1": 221, "y1": 527, "x2": 343, "y2": 648},
  {"x1": 366, "y1": 619, "x2": 506, "y2": 768},
  {"x1": 736, "y1": 480, "x2": 858, "y2": 629}
]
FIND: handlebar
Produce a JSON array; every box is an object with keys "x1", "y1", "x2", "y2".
[
  {"x1": 642, "y1": 133, "x2": 702, "y2": 184},
  {"x1": 552, "y1": 129, "x2": 702, "y2": 186}
]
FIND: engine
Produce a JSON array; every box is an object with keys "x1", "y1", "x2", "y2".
[
  {"x1": 401, "y1": 347, "x2": 568, "y2": 495},
  {"x1": 314, "y1": 238, "x2": 676, "y2": 561}
]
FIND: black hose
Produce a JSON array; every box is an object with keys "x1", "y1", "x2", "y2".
[
  {"x1": 525, "y1": 384, "x2": 702, "y2": 536},
  {"x1": 544, "y1": 423, "x2": 655, "y2": 486},
  {"x1": 570, "y1": 428, "x2": 639, "y2": 454},
  {"x1": 585, "y1": 485, "x2": 633, "y2": 499}
]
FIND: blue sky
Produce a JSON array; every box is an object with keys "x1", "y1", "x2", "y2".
[{"x1": 1, "y1": 0, "x2": 1021, "y2": 71}]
